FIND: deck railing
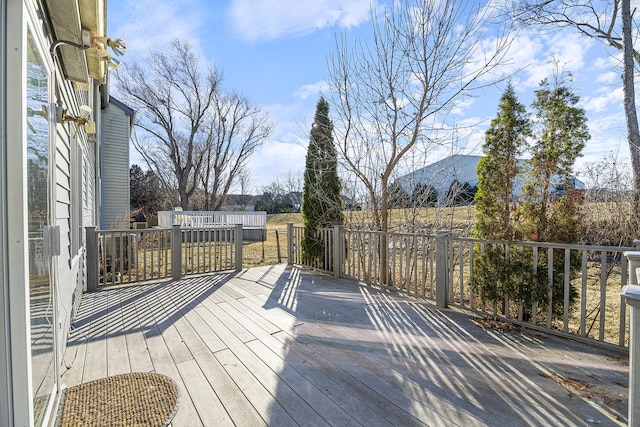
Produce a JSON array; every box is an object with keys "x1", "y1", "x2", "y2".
[
  {"x1": 86, "y1": 225, "x2": 242, "y2": 289},
  {"x1": 86, "y1": 222, "x2": 634, "y2": 349},
  {"x1": 86, "y1": 227, "x2": 174, "y2": 287},
  {"x1": 177, "y1": 226, "x2": 239, "y2": 277},
  {"x1": 86, "y1": 224, "x2": 290, "y2": 289},
  {"x1": 446, "y1": 237, "x2": 633, "y2": 348},
  {"x1": 157, "y1": 210, "x2": 266, "y2": 228},
  {"x1": 290, "y1": 224, "x2": 635, "y2": 350}
]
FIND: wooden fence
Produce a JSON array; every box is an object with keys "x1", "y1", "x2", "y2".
[{"x1": 86, "y1": 224, "x2": 290, "y2": 289}]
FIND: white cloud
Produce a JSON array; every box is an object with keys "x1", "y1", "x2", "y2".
[
  {"x1": 486, "y1": 32, "x2": 545, "y2": 88},
  {"x1": 596, "y1": 71, "x2": 618, "y2": 85},
  {"x1": 582, "y1": 87, "x2": 623, "y2": 112},
  {"x1": 450, "y1": 97, "x2": 476, "y2": 116},
  {"x1": 227, "y1": 0, "x2": 377, "y2": 42},
  {"x1": 244, "y1": 101, "x2": 315, "y2": 189},
  {"x1": 492, "y1": 30, "x2": 593, "y2": 92},
  {"x1": 109, "y1": 0, "x2": 206, "y2": 61},
  {"x1": 294, "y1": 81, "x2": 330, "y2": 100},
  {"x1": 247, "y1": 140, "x2": 307, "y2": 191},
  {"x1": 546, "y1": 31, "x2": 592, "y2": 71}
]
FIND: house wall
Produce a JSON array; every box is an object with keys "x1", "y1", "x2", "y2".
[
  {"x1": 2, "y1": 0, "x2": 101, "y2": 424},
  {"x1": 100, "y1": 101, "x2": 130, "y2": 229}
]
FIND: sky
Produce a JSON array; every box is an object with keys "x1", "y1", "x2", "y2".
[{"x1": 107, "y1": 0, "x2": 632, "y2": 194}]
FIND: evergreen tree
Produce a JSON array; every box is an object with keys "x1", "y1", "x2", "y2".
[
  {"x1": 412, "y1": 183, "x2": 437, "y2": 207},
  {"x1": 520, "y1": 74, "x2": 589, "y2": 244},
  {"x1": 130, "y1": 165, "x2": 167, "y2": 215},
  {"x1": 474, "y1": 83, "x2": 531, "y2": 240},
  {"x1": 471, "y1": 76, "x2": 588, "y2": 321},
  {"x1": 388, "y1": 182, "x2": 411, "y2": 208},
  {"x1": 519, "y1": 73, "x2": 589, "y2": 318},
  {"x1": 302, "y1": 97, "x2": 344, "y2": 265}
]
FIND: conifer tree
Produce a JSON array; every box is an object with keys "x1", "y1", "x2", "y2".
[
  {"x1": 519, "y1": 73, "x2": 589, "y2": 318},
  {"x1": 302, "y1": 97, "x2": 344, "y2": 265},
  {"x1": 472, "y1": 84, "x2": 532, "y2": 314},
  {"x1": 474, "y1": 83, "x2": 531, "y2": 241},
  {"x1": 472, "y1": 74, "x2": 590, "y2": 321},
  {"x1": 521, "y1": 74, "x2": 589, "y2": 244}
]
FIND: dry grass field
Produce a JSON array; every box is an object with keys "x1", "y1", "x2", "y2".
[{"x1": 266, "y1": 205, "x2": 477, "y2": 234}]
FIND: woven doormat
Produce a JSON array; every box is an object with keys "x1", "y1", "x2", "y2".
[{"x1": 57, "y1": 372, "x2": 179, "y2": 427}]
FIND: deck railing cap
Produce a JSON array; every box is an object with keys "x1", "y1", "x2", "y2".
[
  {"x1": 621, "y1": 285, "x2": 640, "y2": 305},
  {"x1": 624, "y1": 250, "x2": 640, "y2": 259}
]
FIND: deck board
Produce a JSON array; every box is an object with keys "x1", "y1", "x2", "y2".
[
  {"x1": 123, "y1": 286, "x2": 155, "y2": 373},
  {"x1": 137, "y1": 288, "x2": 203, "y2": 427},
  {"x1": 61, "y1": 264, "x2": 629, "y2": 426},
  {"x1": 80, "y1": 293, "x2": 108, "y2": 383},
  {"x1": 106, "y1": 289, "x2": 131, "y2": 376},
  {"x1": 176, "y1": 359, "x2": 233, "y2": 426},
  {"x1": 214, "y1": 348, "x2": 296, "y2": 426}
]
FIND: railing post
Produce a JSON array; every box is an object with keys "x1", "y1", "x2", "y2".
[
  {"x1": 630, "y1": 251, "x2": 640, "y2": 284},
  {"x1": 333, "y1": 225, "x2": 342, "y2": 278},
  {"x1": 620, "y1": 249, "x2": 640, "y2": 426},
  {"x1": 287, "y1": 222, "x2": 294, "y2": 265},
  {"x1": 435, "y1": 230, "x2": 449, "y2": 308},
  {"x1": 621, "y1": 250, "x2": 640, "y2": 427},
  {"x1": 235, "y1": 224, "x2": 243, "y2": 272},
  {"x1": 171, "y1": 224, "x2": 182, "y2": 280},
  {"x1": 86, "y1": 226, "x2": 98, "y2": 292}
]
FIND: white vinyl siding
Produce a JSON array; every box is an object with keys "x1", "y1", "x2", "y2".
[{"x1": 100, "y1": 102, "x2": 130, "y2": 229}]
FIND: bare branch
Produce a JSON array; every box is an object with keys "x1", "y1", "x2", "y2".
[{"x1": 328, "y1": 0, "x2": 512, "y2": 233}]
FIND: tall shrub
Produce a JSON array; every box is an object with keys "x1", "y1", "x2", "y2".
[
  {"x1": 472, "y1": 84, "x2": 532, "y2": 314},
  {"x1": 302, "y1": 97, "x2": 344, "y2": 265},
  {"x1": 471, "y1": 75, "x2": 589, "y2": 321},
  {"x1": 518, "y1": 73, "x2": 589, "y2": 318},
  {"x1": 474, "y1": 83, "x2": 530, "y2": 241}
]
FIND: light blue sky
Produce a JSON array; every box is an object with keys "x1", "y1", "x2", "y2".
[{"x1": 108, "y1": 0, "x2": 630, "y2": 193}]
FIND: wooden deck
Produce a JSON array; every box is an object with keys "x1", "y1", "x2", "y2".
[{"x1": 61, "y1": 264, "x2": 629, "y2": 426}]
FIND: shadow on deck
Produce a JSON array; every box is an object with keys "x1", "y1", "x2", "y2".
[{"x1": 61, "y1": 264, "x2": 628, "y2": 426}]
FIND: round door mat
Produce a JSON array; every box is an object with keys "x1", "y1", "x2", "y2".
[{"x1": 58, "y1": 372, "x2": 179, "y2": 427}]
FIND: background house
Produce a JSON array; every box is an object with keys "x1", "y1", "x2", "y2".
[
  {"x1": 396, "y1": 154, "x2": 585, "y2": 206},
  {"x1": 101, "y1": 96, "x2": 135, "y2": 229}
]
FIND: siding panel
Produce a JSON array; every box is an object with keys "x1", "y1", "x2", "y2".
[{"x1": 101, "y1": 102, "x2": 131, "y2": 229}]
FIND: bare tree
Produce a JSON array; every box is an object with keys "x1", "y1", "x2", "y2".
[
  {"x1": 328, "y1": 1, "x2": 510, "y2": 235},
  {"x1": 199, "y1": 91, "x2": 273, "y2": 210},
  {"x1": 506, "y1": 0, "x2": 640, "y2": 207},
  {"x1": 115, "y1": 40, "x2": 220, "y2": 210},
  {"x1": 255, "y1": 172, "x2": 303, "y2": 213},
  {"x1": 279, "y1": 170, "x2": 304, "y2": 197},
  {"x1": 236, "y1": 165, "x2": 252, "y2": 195},
  {"x1": 235, "y1": 165, "x2": 253, "y2": 211},
  {"x1": 581, "y1": 153, "x2": 638, "y2": 246},
  {"x1": 328, "y1": 1, "x2": 510, "y2": 281}
]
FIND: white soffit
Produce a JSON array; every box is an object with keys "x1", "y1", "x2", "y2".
[{"x1": 46, "y1": 0, "x2": 106, "y2": 83}]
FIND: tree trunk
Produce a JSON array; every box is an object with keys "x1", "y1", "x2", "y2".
[
  {"x1": 379, "y1": 185, "x2": 390, "y2": 285},
  {"x1": 622, "y1": 0, "x2": 640, "y2": 210}
]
